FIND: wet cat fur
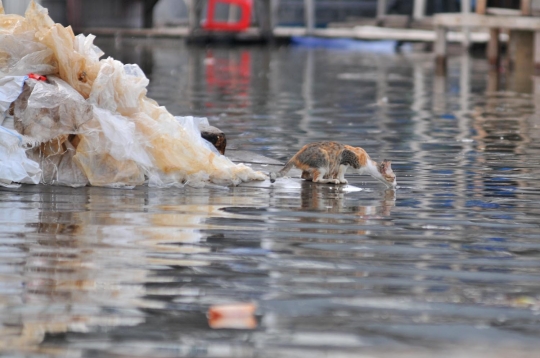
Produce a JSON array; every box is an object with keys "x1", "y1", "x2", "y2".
[{"x1": 269, "y1": 141, "x2": 396, "y2": 188}]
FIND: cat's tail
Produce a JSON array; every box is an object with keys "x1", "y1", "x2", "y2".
[{"x1": 269, "y1": 159, "x2": 295, "y2": 183}]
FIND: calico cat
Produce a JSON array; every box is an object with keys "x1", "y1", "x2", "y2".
[{"x1": 269, "y1": 141, "x2": 396, "y2": 188}]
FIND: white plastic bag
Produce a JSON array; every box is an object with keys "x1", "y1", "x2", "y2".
[
  {"x1": 0, "y1": 125, "x2": 41, "y2": 187},
  {"x1": 92, "y1": 106, "x2": 153, "y2": 168},
  {"x1": 0, "y1": 75, "x2": 26, "y2": 120},
  {"x1": 72, "y1": 107, "x2": 152, "y2": 188},
  {"x1": 73, "y1": 33, "x2": 104, "y2": 63},
  {"x1": 89, "y1": 58, "x2": 149, "y2": 115}
]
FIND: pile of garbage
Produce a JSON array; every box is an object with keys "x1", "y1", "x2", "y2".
[{"x1": 0, "y1": 1, "x2": 266, "y2": 188}]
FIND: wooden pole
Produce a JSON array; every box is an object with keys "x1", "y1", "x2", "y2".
[
  {"x1": 476, "y1": 0, "x2": 487, "y2": 14},
  {"x1": 188, "y1": 0, "x2": 203, "y2": 33},
  {"x1": 413, "y1": 0, "x2": 426, "y2": 20},
  {"x1": 257, "y1": 0, "x2": 276, "y2": 41},
  {"x1": 66, "y1": 0, "x2": 82, "y2": 31},
  {"x1": 521, "y1": 0, "x2": 532, "y2": 16},
  {"x1": 461, "y1": 0, "x2": 471, "y2": 49},
  {"x1": 377, "y1": 0, "x2": 387, "y2": 20},
  {"x1": 304, "y1": 0, "x2": 314, "y2": 35}
]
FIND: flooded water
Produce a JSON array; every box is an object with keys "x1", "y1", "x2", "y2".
[{"x1": 2, "y1": 38, "x2": 540, "y2": 357}]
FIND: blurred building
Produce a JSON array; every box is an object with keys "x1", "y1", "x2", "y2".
[
  {"x1": 2, "y1": 0, "x2": 515, "y2": 30},
  {"x1": 1, "y1": 0, "x2": 403, "y2": 29}
]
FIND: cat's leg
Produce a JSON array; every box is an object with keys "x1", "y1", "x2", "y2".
[
  {"x1": 313, "y1": 168, "x2": 340, "y2": 184},
  {"x1": 301, "y1": 171, "x2": 313, "y2": 181},
  {"x1": 337, "y1": 164, "x2": 348, "y2": 184}
]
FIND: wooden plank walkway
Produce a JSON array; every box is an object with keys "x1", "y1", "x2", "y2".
[
  {"x1": 434, "y1": 12, "x2": 540, "y2": 72},
  {"x1": 435, "y1": 13, "x2": 540, "y2": 30}
]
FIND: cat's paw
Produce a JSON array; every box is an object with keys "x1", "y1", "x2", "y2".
[
  {"x1": 331, "y1": 179, "x2": 340, "y2": 184},
  {"x1": 339, "y1": 179, "x2": 348, "y2": 184}
]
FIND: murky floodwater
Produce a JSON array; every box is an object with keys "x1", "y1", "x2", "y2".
[{"x1": 2, "y1": 38, "x2": 540, "y2": 357}]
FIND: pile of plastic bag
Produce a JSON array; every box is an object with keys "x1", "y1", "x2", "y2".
[{"x1": 0, "y1": 0, "x2": 266, "y2": 188}]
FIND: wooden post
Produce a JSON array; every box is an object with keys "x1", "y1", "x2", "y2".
[
  {"x1": 377, "y1": 0, "x2": 387, "y2": 20},
  {"x1": 66, "y1": 0, "x2": 82, "y2": 31},
  {"x1": 257, "y1": 0, "x2": 276, "y2": 41},
  {"x1": 476, "y1": 0, "x2": 487, "y2": 14},
  {"x1": 487, "y1": 28, "x2": 500, "y2": 67},
  {"x1": 413, "y1": 0, "x2": 426, "y2": 20},
  {"x1": 521, "y1": 0, "x2": 532, "y2": 16},
  {"x1": 188, "y1": 0, "x2": 203, "y2": 34},
  {"x1": 304, "y1": 0, "x2": 314, "y2": 35},
  {"x1": 461, "y1": 0, "x2": 471, "y2": 49},
  {"x1": 535, "y1": 30, "x2": 540, "y2": 74},
  {"x1": 435, "y1": 26, "x2": 447, "y2": 74}
]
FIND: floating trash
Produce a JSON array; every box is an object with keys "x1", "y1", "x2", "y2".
[{"x1": 207, "y1": 303, "x2": 257, "y2": 329}]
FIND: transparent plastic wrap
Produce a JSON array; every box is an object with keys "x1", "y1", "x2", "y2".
[
  {"x1": 0, "y1": 31, "x2": 57, "y2": 77},
  {"x1": 0, "y1": 1, "x2": 267, "y2": 188},
  {"x1": 72, "y1": 107, "x2": 150, "y2": 188},
  {"x1": 27, "y1": 135, "x2": 88, "y2": 187},
  {"x1": 0, "y1": 126, "x2": 41, "y2": 187},
  {"x1": 89, "y1": 58, "x2": 149, "y2": 116},
  {"x1": 0, "y1": 75, "x2": 26, "y2": 118},
  {"x1": 74, "y1": 135, "x2": 145, "y2": 188},
  {"x1": 13, "y1": 76, "x2": 93, "y2": 143}
]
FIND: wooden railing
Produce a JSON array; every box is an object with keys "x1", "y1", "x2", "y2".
[{"x1": 434, "y1": 0, "x2": 540, "y2": 73}]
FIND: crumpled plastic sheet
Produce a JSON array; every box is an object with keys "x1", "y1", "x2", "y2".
[
  {"x1": 0, "y1": 75, "x2": 26, "y2": 120},
  {"x1": 0, "y1": 0, "x2": 267, "y2": 188},
  {"x1": 0, "y1": 31, "x2": 57, "y2": 77},
  {"x1": 14, "y1": 76, "x2": 93, "y2": 143},
  {"x1": 0, "y1": 126, "x2": 41, "y2": 188},
  {"x1": 27, "y1": 135, "x2": 88, "y2": 187}
]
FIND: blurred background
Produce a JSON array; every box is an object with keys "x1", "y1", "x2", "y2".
[{"x1": 3, "y1": 0, "x2": 514, "y2": 30}]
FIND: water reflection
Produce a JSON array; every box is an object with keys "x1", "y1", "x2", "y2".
[
  {"x1": 2, "y1": 38, "x2": 540, "y2": 355},
  {"x1": 0, "y1": 186, "x2": 276, "y2": 354}
]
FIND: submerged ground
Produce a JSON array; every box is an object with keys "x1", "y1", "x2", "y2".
[{"x1": 1, "y1": 38, "x2": 540, "y2": 357}]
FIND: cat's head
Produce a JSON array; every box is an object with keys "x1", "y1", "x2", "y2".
[{"x1": 378, "y1": 160, "x2": 397, "y2": 188}]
